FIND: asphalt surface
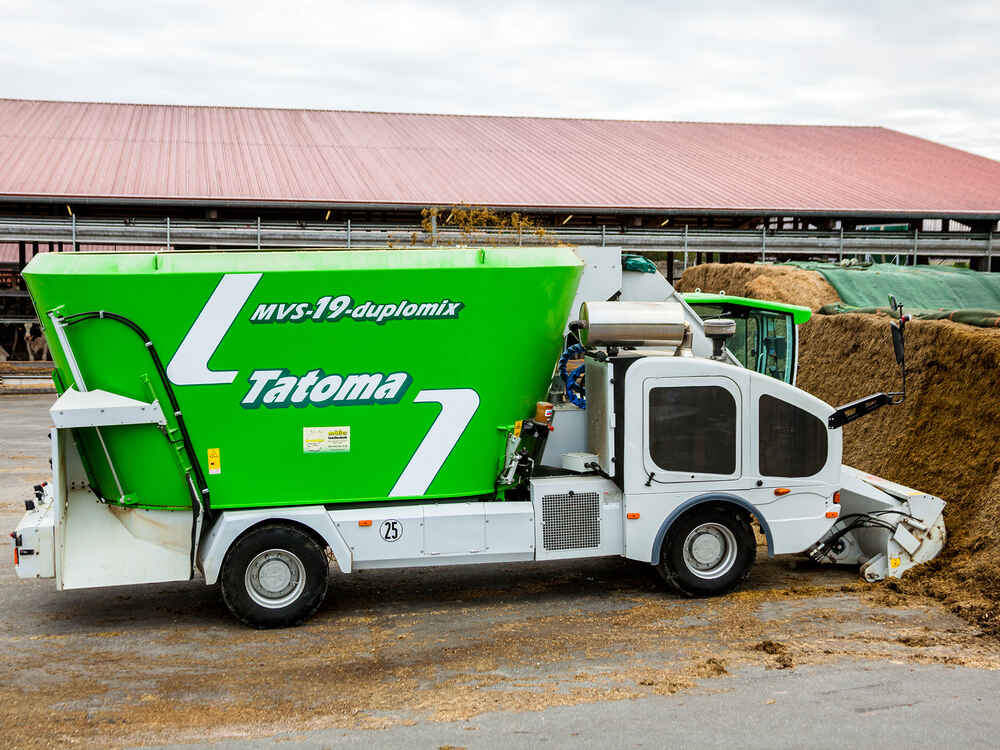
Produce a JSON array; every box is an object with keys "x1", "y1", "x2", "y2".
[
  {"x1": 2, "y1": 394, "x2": 999, "y2": 749},
  {"x1": 147, "y1": 661, "x2": 1000, "y2": 750}
]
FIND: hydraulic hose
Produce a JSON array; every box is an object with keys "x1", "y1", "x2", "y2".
[
  {"x1": 58, "y1": 310, "x2": 212, "y2": 514},
  {"x1": 558, "y1": 343, "x2": 587, "y2": 408}
]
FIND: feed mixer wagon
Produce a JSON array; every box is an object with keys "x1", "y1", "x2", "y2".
[{"x1": 12, "y1": 247, "x2": 946, "y2": 627}]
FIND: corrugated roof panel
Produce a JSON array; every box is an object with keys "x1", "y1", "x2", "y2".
[
  {"x1": 0, "y1": 99, "x2": 998, "y2": 215},
  {"x1": 0, "y1": 243, "x2": 166, "y2": 263}
]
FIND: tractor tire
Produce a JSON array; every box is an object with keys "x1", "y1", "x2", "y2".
[
  {"x1": 657, "y1": 505, "x2": 755, "y2": 597},
  {"x1": 220, "y1": 523, "x2": 329, "y2": 628}
]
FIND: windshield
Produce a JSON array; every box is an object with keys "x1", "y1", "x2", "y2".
[{"x1": 688, "y1": 303, "x2": 795, "y2": 384}]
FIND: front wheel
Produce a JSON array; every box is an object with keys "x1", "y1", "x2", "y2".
[
  {"x1": 220, "y1": 523, "x2": 329, "y2": 628},
  {"x1": 657, "y1": 506, "x2": 755, "y2": 596}
]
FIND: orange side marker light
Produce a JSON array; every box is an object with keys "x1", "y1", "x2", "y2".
[
  {"x1": 358, "y1": 520, "x2": 372, "y2": 527},
  {"x1": 626, "y1": 512, "x2": 640, "y2": 520},
  {"x1": 774, "y1": 488, "x2": 790, "y2": 496},
  {"x1": 833, "y1": 491, "x2": 841, "y2": 504},
  {"x1": 826, "y1": 511, "x2": 839, "y2": 518}
]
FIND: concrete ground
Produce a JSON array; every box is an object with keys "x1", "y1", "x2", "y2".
[{"x1": 2, "y1": 394, "x2": 999, "y2": 749}]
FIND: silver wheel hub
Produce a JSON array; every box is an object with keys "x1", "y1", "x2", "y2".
[
  {"x1": 682, "y1": 523, "x2": 738, "y2": 580},
  {"x1": 245, "y1": 549, "x2": 306, "y2": 609}
]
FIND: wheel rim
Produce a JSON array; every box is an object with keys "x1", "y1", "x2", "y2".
[
  {"x1": 245, "y1": 548, "x2": 307, "y2": 609},
  {"x1": 682, "y1": 522, "x2": 738, "y2": 580}
]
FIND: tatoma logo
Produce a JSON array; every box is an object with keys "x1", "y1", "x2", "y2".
[
  {"x1": 249, "y1": 294, "x2": 463, "y2": 325},
  {"x1": 168, "y1": 275, "x2": 479, "y2": 496},
  {"x1": 166, "y1": 275, "x2": 442, "y2": 412},
  {"x1": 242, "y1": 369, "x2": 411, "y2": 409}
]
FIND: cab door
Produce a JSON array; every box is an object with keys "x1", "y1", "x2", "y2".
[
  {"x1": 745, "y1": 375, "x2": 842, "y2": 554},
  {"x1": 640, "y1": 376, "x2": 743, "y2": 486},
  {"x1": 621, "y1": 358, "x2": 753, "y2": 562}
]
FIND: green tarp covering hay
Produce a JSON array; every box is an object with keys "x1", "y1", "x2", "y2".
[{"x1": 786, "y1": 262, "x2": 1000, "y2": 327}]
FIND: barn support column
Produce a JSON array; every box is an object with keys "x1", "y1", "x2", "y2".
[{"x1": 17, "y1": 241, "x2": 26, "y2": 287}]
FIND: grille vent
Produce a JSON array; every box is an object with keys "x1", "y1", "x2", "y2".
[{"x1": 541, "y1": 492, "x2": 600, "y2": 551}]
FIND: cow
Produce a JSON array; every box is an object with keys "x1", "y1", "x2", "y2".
[{"x1": 23, "y1": 323, "x2": 50, "y2": 362}]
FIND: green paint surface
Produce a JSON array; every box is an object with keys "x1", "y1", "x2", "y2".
[
  {"x1": 682, "y1": 293, "x2": 812, "y2": 325},
  {"x1": 24, "y1": 248, "x2": 583, "y2": 510}
]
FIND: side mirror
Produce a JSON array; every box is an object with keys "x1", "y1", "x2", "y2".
[
  {"x1": 890, "y1": 321, "x2": 904, "y2": 365},
  {"x1": 888, "y1": 294, "x2": 907, "y2": 402}
]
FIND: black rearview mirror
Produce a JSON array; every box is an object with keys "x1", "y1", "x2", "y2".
[{"x1": 891, "y1": 321, "x2": 904, "y2": 365}]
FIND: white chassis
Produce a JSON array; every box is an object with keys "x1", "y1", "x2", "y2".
[{"x1": 16, "y1": 350, "x2": 943, "y2": 593}]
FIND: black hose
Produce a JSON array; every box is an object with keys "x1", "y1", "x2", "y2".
[
  {"x1": 815, "y1": 512, "x2": 899, "y2": 555},
  {"x1": 59, "y1": 311, "x2": 212, "y2": 514}
]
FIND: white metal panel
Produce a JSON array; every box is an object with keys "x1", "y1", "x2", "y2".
[
  {"x1": 60, "y1": 490, "x2": 192, "y2": 589},
  {"x1": 424, "y1": 503, "x2": 485, "y2": 555},
  {"x1": 620, "y1": 267, "x2": 674, "y2": 301},
  {"x1": 331, "y1": 505, "x2": 425, "y2": 564},
  {"x1": 567, "y1": 247, "x2": 622, "y2": 331},
  {"x1": 540, "y1": 405, "x2": 587, "y2": 465},
  {"x1": 13, "y1": 500, "x2": 55, "y2": 579},
  {"x1": 332, "y1": 502, "x2": 534, "y2": 570},
  {"x1": 485, "y1": 502, "x2": 535, "y2": 556},
  {"x1": 53, "y1": 428, "x2": 93, "y2": 588},
  {"x1": 530, "y1": 475, "x2": 623, "y2": 561},
  {"x1": 50, "y1": 387, "x2": 166, "y2": 427},
  {"x1": 585, "y1": 359, "x2": 614, "y2": 473}
]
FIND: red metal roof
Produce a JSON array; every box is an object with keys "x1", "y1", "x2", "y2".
[
  {"x1": 0, "y1": 243, "x2": 161, "y2": 263},
  {"x1": 0, "y1": 98, "x2": 998, "y2": 216}
]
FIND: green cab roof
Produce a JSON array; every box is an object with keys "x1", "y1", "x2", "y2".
[{"x1": 681, "y1": 292, "x2": 812, "y2": 325}]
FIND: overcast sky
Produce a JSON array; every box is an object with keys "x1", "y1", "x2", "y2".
[{"x1": 3, "y1": 0, "x2": 998, "y2": 159}]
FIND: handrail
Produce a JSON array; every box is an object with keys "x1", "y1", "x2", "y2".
[{"x1": 0, "y1": 216, "x2": 994, "y2": 257}]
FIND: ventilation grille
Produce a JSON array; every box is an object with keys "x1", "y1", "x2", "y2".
[{"x1": 541, "y1": 492, "x2": 601, "y2": 551}]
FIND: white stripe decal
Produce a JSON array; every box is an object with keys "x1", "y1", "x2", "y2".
[
  {"x1": 166, "y1": 273, "x2": 262, "y2": 386},
  {"x1": 389, "y1": 389, "x2": 480, "y2": 497}
]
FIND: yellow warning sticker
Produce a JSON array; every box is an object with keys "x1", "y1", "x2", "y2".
[
  {"x1": 889, "y1": 557, "x2": 901, "y2": 569},
  {"x1": 207, "y1": 448, "x2": 221, "y2": 475}
]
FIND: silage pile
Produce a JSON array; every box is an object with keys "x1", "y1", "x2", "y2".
[
  {"x1": 676, "y1": 262, "x2": 840, "y2": 310},
  {"x1": 678, "y1": 263, "x2": 1000, "y2": 634}
]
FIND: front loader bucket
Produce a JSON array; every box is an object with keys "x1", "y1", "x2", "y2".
[{"x1": 809, "y1": 465, "x2": 946, "y2": 581}]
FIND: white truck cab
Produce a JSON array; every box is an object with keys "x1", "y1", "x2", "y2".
[{"x1": 527, "y1": 307, "x2": 843, "y2": 596}]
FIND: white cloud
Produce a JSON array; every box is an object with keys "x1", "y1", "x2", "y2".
[{"x1": 0, "y1": 0, "x2": 997, "y2": 159}]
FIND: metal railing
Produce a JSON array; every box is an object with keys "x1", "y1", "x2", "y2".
[{"x1": 0, "y1": 216, "x2": 995, "y2": 263}]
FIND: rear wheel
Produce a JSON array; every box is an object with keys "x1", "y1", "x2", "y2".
[
  {"x1": 657, "y1": 506, "x2": 755, "y2": 596},
  {"x1": 220, "y1": 523, "x2": 329, "y2": 628}
]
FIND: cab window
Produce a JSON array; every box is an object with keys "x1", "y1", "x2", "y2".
[
  {"x1": 757, "y1": 312, "x2": 792, "y2": 383},
  {"x1": 649, "y1": 386, "x2": 736, "y2": 475},
  {"x1": 758, "y1": 395, "x2": 827, "y2": 477},
  {"x1": 688, "y1": 304, "x2": 794, "y2": 384}
]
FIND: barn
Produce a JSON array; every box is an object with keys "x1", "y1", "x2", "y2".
[{"x1": 1, "y1": 97, "x2": 999, "y2": 360}]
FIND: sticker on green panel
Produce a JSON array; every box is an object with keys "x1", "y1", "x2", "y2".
[{"x1": 303, "y1": 426, "x2": 351, "y2": 454}]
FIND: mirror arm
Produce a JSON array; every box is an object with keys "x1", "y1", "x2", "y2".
[{"x1": 829, "y1": 295, "x2": 909, "y2": 428}]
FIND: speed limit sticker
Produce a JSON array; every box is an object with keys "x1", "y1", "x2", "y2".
[{"x1": 379, "y1": 519, "x2": 402, "y2": 543}]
